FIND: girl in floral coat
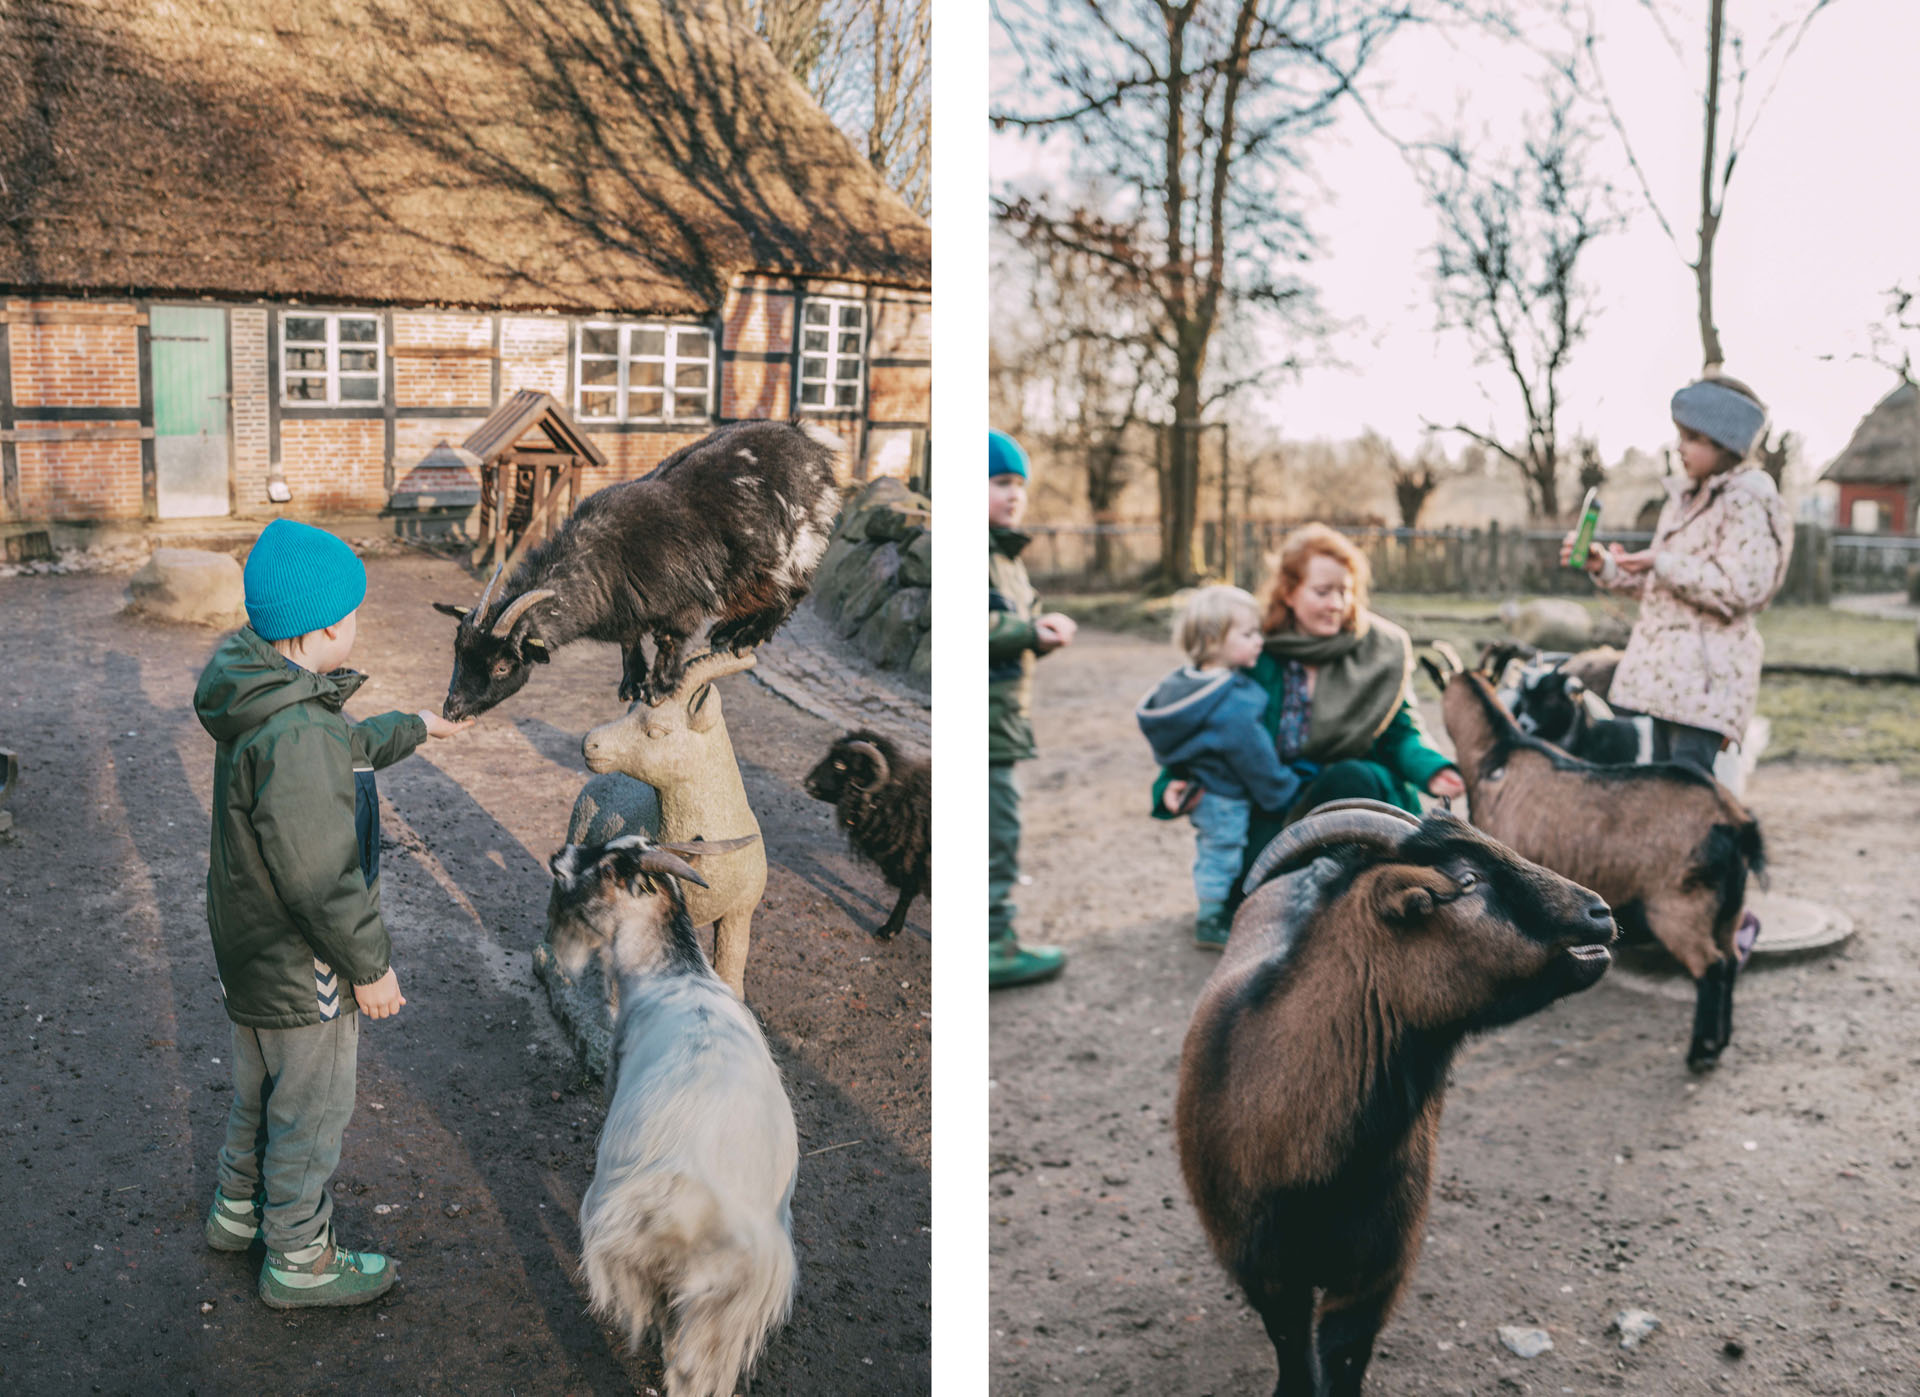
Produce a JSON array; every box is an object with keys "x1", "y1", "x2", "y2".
[{"x1": 1563, "y1": 373, "x2": 1792, "y2": 953}]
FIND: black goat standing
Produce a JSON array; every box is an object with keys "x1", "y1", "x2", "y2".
[
  {"x1": 803, "y1": 730, "x2": 930, "y2": 941},
  {"x1": 435, "y1": 419, "x2": 841, "y2": 720}
]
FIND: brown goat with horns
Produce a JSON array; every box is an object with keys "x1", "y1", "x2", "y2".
[{"x1": 1177, "y1": 800, "x2": 1615, "y2": 1397}]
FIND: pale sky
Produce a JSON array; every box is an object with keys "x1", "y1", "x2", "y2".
[{"x1": 989, "y1": 2, "x2": 1920, "y2": 474}]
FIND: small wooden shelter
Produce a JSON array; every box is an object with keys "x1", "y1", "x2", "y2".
[
  {"x1": 466, "y1": 390, "x2": 607, "y2": 573},
  {"x1": 1821, "y1": 380, "x2": 1920, "y2": 534}
]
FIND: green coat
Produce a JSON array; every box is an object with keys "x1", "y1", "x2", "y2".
[
  {"x1": 195, "y1": 627, "x2": 426, "y2": 1029},
  {"x1": 989, "y1": 527, "x2": 1041, "y2": 763}
]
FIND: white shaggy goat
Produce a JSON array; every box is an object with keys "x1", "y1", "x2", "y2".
[{"x1": 548, "y1": 833, "x2": 797, "y2": 1397}]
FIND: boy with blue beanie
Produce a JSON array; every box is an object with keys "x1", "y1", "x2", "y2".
[
  {"x1": 194, "y1": 519, "x2": 471, "y2": 1308},
  {"x1": 988, "y1": 430, "x2": 1077, "y2": 988},
  {"x1": 1136, "y1": 586, "x2": 1313, "y2": 949}
]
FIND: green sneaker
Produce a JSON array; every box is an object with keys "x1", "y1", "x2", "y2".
[
  {"x1": 258, "y1": 1228, "x2": 395, "y2": 1310},
  {"x1": 206, "y1": 1189, "x2": 264, "y2": 1252},
  {"x1": 1194, "y1": 903, "x2": 1232, "y2": 951},
  {"x1": 989, "y1": 939, "x2": 1066, "y2": 989}
]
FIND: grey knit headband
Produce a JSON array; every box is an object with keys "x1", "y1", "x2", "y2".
[{"x1": 1671, "y1": 380, "x2": 1767, "y2": 458}]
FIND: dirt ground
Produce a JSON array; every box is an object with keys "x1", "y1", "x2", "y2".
[
  {"x1": 0, "y1": 554, "x2": 929, "y2": 1395},
  {"x1": 990, "y1": 628, "x2": 1920, "y2": 1396}
]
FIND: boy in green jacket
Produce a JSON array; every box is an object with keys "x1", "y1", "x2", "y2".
[
  {"x1": 988, "y1": 430, "x2": 1076, "y2": 988},
  {"x1": 194, "y1": 519, "x2": 470, "y2": 1309}
]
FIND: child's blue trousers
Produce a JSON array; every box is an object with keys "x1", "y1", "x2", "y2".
[{"x1": 1191, "y1": 792, "x2": 1251, "y2": 907}]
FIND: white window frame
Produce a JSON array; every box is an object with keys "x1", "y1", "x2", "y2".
[
  {"x1": 573, "y1": 322, "x2": 716, "y2": 424},
  {"x1": 797, "y1": 297, "x2": 866, "y2": 411},
  {"x1": 278, "y1": 311, "x2": 384, "y2": 406}
]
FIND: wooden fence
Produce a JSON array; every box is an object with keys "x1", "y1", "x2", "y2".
[{"x1": 1022, "y1": 520, "x2": 1909, "y2": 605}]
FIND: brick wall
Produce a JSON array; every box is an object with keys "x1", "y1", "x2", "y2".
[
  {"x1": 719, "y1": 358, "x2": 790, "y2": 420},
  {"x1": 5, "y1": 301, "x2": 141, "y2": 408},
  {"x1": 866, "y1": 364, "x2": 931, "y2": 426},
  {"x1": 231, "y1": 308, "x2": 271, "y2": 508},
  {"x1": 393, "y1": 311, "x2": 493, "y2": 407},
  {"x1": 500, "y1": 318, "x2": 568, "y2": 397},
  {"x1": 279, "y1": 419, "x2": 387, "y2": 512},
  {"x1": 722, "y1": 281, "x2": 796, "y2": 356},
  {"x1": 869, "y1": 297, "x2": 932, "y2": 361},
  {"x1": 580, "y1": 429, "x2": 710, "y2": 495},
  {"x1": 15, "y1": 425, "x2": 144, "y2": 520}
]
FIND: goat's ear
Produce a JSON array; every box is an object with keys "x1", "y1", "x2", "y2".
[
  {"x1": 1417, "y1": 656, "x2": 1448, "y2": 696},
  {"x1": 686, "y1": 682, "x2": 720, "y2": 733},
  {"x1": 522, "y1": 636, "x2": 551, "y2": 665},
  {"x1": 1372, "y1": 871, "x2": 1436, "y2": 926},
  {"x1": 433, "y1": 602, "x2": 471, "y2": 619}
]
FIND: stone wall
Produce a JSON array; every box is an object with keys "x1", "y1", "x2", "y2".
[{"x1": 811, "y1": 476, "x2": 932, "y2": 684}]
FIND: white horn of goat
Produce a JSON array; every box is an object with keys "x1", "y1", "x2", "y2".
[
  {"x1": 844, "y1": 740, "x2": 890, "y2": 788},
  {"x1": 654, "y1": 834, "x2": 761, "y2": 859},
  {"x1": 637, "y1": 848, "x2": 710, "y2": 889},
  {"x1": 1242, "y1": 800, "x2": 1422, "y2": 896},
  {"x1": 491, "y1": 588, "x2": 557, "y2": 635},
  {"x1": 472, "y1": 563, "x2": 505, "y2": 621}
]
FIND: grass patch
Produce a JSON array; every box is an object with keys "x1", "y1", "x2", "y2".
[{"x1": 1056, "y1": 586, "x2": 1920, "y2": 773}]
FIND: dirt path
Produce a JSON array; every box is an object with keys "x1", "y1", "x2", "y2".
[
  {"x1": 0, "y1": 555, "x2": 928, "y2": 1395},
  {"x1": 990, "y1": 628, "x2": 1920, "y2": 1396}
]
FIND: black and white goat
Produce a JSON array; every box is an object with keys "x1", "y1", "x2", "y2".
[
  {"x1": 436, "y1": 419, "x2": 841, "y2": 718},
  {"x1": 803, "y1": 730, "x2": 931, "y2": 940},
  {"x1": 1178, "y1": 800, "x2": 1614, "y2": 1396},
  {"x1": 547, "y1": 833, "x2": 795, "y2": 1397}
]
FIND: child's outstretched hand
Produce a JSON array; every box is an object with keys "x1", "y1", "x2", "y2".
[
  {"x1": 1035, "y1": 612, "x2": 1078, "y2": 653},
  {"x1": 356, "y1": 968, "x2": 406, "y2": 1020},
  {"x1": 419, "y1": 711, "x2": 475, "y2": 739}
]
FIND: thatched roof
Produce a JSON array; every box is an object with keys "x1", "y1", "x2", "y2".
[
  {"x1": 1822, "y1": 380, "x2": 1920, "y2": 485},
  {"x1": 0, "y1": 0, "x2": 930, "y2": 314}
]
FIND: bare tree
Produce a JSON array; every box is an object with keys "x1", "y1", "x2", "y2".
[
  {"x1": 1562, "y1": 0, "x2": 1839, "y2": 372},
  {"x1": 1420, "y1": 89, "x2": 1618, "y2": 520},
  {"x1": 1575, "y1": 437, "x2": 1605, "y2": 495},
  {"x1": 1354, "y1": 429, "x2": 1455, "y2": 527},
  {"x1": 993, "y1": 1, "x2": 1417, "y2": 585},
  {"x1": 742, "y1": 0, "x2": 929, "y2": 217}
]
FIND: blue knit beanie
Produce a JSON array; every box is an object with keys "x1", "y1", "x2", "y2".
[
  {"x1": 988, "y1": 429, "x2": 1030, "y2": 480},
  {"x1": 243, "y1": 519, "x2": 367, "y2": 640},
  {"x1": 1671, "y1": 378, "x2": 1767, "y2": 458}
]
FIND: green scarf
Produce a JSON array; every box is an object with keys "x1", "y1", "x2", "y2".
[{"x1": 1263, "y1": 610, "x2": 1413, "y2": 762}]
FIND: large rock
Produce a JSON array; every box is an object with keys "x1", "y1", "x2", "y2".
[
  {"x1": 834, "y1": 476, "x2": 914, "y2": 541},
  {"x1": 908, "y1": 631, "x2": 931, "y2": 683},
  {"x1": 836, "y1": 541, "x2": 903, "y2": 636},
  {"x1": 811, "y1": 536, "x2": 875, "y2": 621},
  {"x1": 898, "y1": 530, "x2": 932, "y2": 587},
  {"x1": 857, "y1": 586, "x2": 928, "y2": 671},
  {"x1": 863, "y1": 495, "x2": 931, "y2": 543},
  {"x1": 125, "y1": 548, "x2": 246, "y2": 628},
  {"x1": 1500, "y1": 597, "x2": 1593, "y2": 653}
]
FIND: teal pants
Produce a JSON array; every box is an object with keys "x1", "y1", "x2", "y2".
[
  {"x1": 988, "y1": 762, "x2": 1021, "y2": 947},
  {"x1": 217, "y1": 1014, "x2": 360, "y2": 1251}
]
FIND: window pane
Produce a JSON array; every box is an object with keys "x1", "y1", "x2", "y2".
[
  {"x1": 579, "y1": 389, "x2": 616, "y2": 417},
  {"x1": 286, "y1": 347, "x2": 327, "y2": 371},
  {"x1": 839, "y1": 304, "x2": 862, "y2": 328},
  {"x1": 285, "y1": 376, "x2": 326, "y2": 401},
  {"x1": 285, "y1": 316, "x2": 326, "y2": 343},
  {"x1": 802, "y1": 329, "x2": 829, "y2": 353},
  {"x1": 677, "y1": 329, "x2": 711, "y2": 359},
  {"x1": 339, "y1": 349, "x2": 378, "y2": 373},
  {"x1": 579, "y1": 357, "x2": 618, "y2": 387},
  {"x1": 627, "y1": 390, "x2": 664, "y2": 418},
  {"x1": 835, "y1": 357, "x2": 860, "y2": 381},
  {"x1": 800, "y1": 381, "x2": 825, "y2": 405},
  {"x1": 674, "y1": 363, "x2": 708, "y2": 389},
  {"x1": 801, "y1": 355, "x2": 827, "y2": 380},
  {"x1": 674, "y1": 391, "x2": 707, "y2": 418},
  {"x1": 581, "y1": 327, "x2": 619, "y2": 356},
  {"x1": 803, "y1": 302, "x2": 830, "y2": 326},
  {"x1": 339, "y1": 377, "x2": 379, "y2": 402},
  {"x1": 632, "y1": 328, "x2": 665, "y2": 357},
  {"x1": 835, "y1": 383, "x2": 858, "y2": 407},
  {"x1": 630, "y1": 360, "x2": 664, "y2": 388},
  {"x1": 838, "y1": 331, "x2": 862, "y2": 355},
  {"x1": 338, "y1": 318, "x2": 378, "y2": 343}
]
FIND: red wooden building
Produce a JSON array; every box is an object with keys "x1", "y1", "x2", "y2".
[
  {"x1": 0, "y1": 0, "x2": 930, "y2": 537},
  {"x1": 1821, "y1": 380, "x2": 1920, "y2": 535}
]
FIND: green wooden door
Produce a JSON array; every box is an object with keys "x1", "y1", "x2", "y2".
[{"x1": 152, "y1": 307, "x2": 230, "y2": 518}]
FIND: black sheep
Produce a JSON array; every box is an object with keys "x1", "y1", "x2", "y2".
[
  {"x1": 803, "y1": 730, "x2": 930, "y2": 940},
  {"x1": 435, "y1": 419, "x2": 841, "y2": 719}
]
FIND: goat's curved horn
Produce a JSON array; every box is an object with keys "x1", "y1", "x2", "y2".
[
  {"x1": 637, "y1": 849, "x2": 709, "y2": 889},
  {"x1": 473, "y1": 563, "x2": 505, "y2": 621},
  {"x1": 844, "y1": 740, "x2": 889, "y2": 787},
  {"x1": 491, "y1": 588, "x2": 557, "y2": 635},
  {"x1": 1430, "y1": 639, "x2": 1465, "y2": 677},
  {"x1": 654, "y1": 835, "x2": 760, "y2": 859},
  {"x1": 1242, "y1": 799, "x2": 1422, "y2": 896},
  {"x1": 677, "y1": 648, "x2": 758, "y2": 697}
]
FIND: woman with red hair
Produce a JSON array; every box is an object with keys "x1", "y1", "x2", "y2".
[{"x1": 1151, "y1": 525, "x2": 1462, "y2": 944}]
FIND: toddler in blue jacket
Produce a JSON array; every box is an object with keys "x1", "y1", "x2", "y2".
[{"x1": 1136, "y1": 586, "x2": 1312, "y2": 949}]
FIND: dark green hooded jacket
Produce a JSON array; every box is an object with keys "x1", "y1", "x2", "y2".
[{"x1": 195, "y1": 627, "x2": 427, "y2": 1029}]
